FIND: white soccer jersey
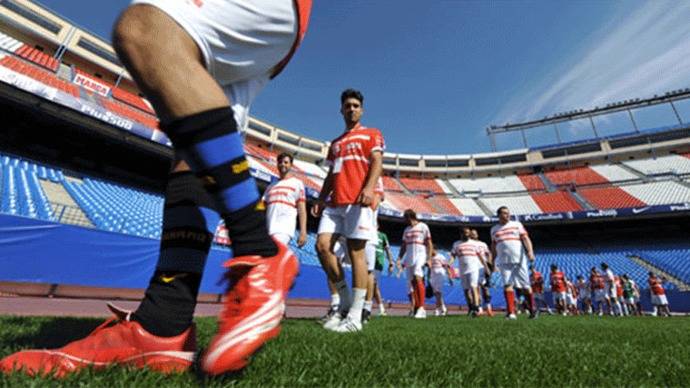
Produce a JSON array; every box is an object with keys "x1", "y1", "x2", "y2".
[
  {"x1": 604, "y1": 269, "x2": 615, "y2": 286},
  {"x1": 430, "y1": 252, "x2": 448, "y2": 272},
  {"x1": 474, "y1": 239, "x2": 490, "y2": 262},
  {"x1": 451, "y1": 240, "x2": 484, "y2": 275},
  {"x1": 402, "y1": 222, "x2": 431, "y2": 265},
  {"x1": 491, "y1": 220, "x2": 528, "y2": 265},
  {"x1": 263, "y1": 177, "x2": 306, "y2": 238}
]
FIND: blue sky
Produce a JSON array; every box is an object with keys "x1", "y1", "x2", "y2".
[{"x1": 35, "y1": 0, "x2": 690, "y2": 154}]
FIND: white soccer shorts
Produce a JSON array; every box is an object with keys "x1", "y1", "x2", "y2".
[
  {"x1": 430, "y1": 270, "x2": 445, "y2": 293},
  {"x1": 651, "y1": 294, "x2": 668, "y2": 306},
  {"x1": 271, "y1": 232, "x2": 291, "y2": 246},
  {"x1": 593, "y1": 289, "x2": 606, "y2": 303},
  {"x1": 460, "y1": 270, "x2": 479, "y2": 290},
  {"x1": 130, "y1": 0, "x2": 297, "y2": 131},
  {"x1": 497, "y1": 261, "x2": 530, "y2": 289},
  {"x1": 606, "y1": 285, "x2": 617, "y2": 299},
  {"x1": 366, "y1": 240, "x2": 376, "y2": 273},
  {"x1": 553, "y1": 291, "x2": 567, "y2": 303},
  {"x1": 317, "y1": 205, "x2": 377, "y2": 242}
]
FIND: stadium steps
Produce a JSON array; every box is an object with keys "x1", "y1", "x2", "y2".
[
  {"x1": 56, "y1": 63, "x2": 72, "y2": 81},
  {"x1": 618, "y1": 163, "x2": 650, "y2": 181},
  {"x1": 536, "y1": 172, "x2": 556, "y2": 192},
  {"x1": 39, "y1": 179, "x2": 93, "y2": 228},
  {"x1": 440, "y1": 179, "x2": 463, "y2": 197},
  {"x1": 473, "y1": 197, "x2": 493, "y2": 216},
  {"x1": 627, "y1": 254, "x2": 690, "y2": 291},
  {"x1": 570, "y1": 190, "x2": 594, "y2": 210}
]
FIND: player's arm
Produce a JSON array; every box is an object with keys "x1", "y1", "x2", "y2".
[
  {"x1": 490, "y1": 240, "x2": 497, "y2": 263},
  {"x1": 357, "y1": 150, "x2": 383, "y2": 206},
  {"x1": 396, "y1": 243, "x2": 406, "y2": 273},
  {"x1": 521, "y1": 233, "x2": 535, "y2": 261},
  {"x1": 297, "y1": 198, "x2": 307, "y2": 248},
  {"x1": 312, "y1": 166, "x2": 334, "y2": 217},
  {"x1": 385, "y1": 241, "x2": 395, "y2": 274}
]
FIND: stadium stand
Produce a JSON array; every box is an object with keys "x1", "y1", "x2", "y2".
[
  {"x1": 448, "y1": 197, "x2": 487, "y2": 216},
  {"x1": 448, "y1": 175, "x2": 528, "y2": 194},
  {"x1": 631, "y1": 245, "x2": 690, "y2": 284},
  {"x1": 384, "y1": 191, "x2": 437, "y2": 214},
  {"x1": 531, "y1": 191, "x2": 583, "y2": 213},
  {"x1": 545, "y1": 166, "x2": 608, "y2": 186},
  {"x1": 623, "y1": 154, "x2": 690, "y2": 176},
  {"x1": 382, "y1": 175, "x2": 405, "y2": 192},
  {"x1": 0, "y1": 54, "x2": 78, "y2": 97},
  {"x1": 399, "y1": 176, "x2": 446, "y2": 194},
  {"x1": 579, "y1": 186, "x2": 646, "y2": 209},
  {"x1": 590, "y1": 164, "x2": 640, "y2": 183},
  {"x1": 621, "y1": 181, "x2": 690, "y2": 205},
  {"x1": 111, "y1": 86, "x2": 155, "y2": 114},
  {"x1": 480, "y1": 194, "x2": 542, "y2": 215},
  {"x1": 0, "y1": 155, "x2": 54, "y2": 221},
  {"x1": 0, "y1": 31, "x2": 58, "y2": 71},
  {"x1": 517, "y1": 173, "x2": 545, "y2": 191}
]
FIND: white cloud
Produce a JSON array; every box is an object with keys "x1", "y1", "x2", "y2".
[{"x1": 495, "y1": 1, "x2": 690, "y2": 125}]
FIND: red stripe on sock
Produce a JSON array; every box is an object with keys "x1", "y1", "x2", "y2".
[{"x1": 505, "y1": 290, "x2": 515, "y2": 314}]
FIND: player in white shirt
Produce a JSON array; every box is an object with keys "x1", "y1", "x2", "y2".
[
  {"x1": 600, "y1": 262, "x2": 622, "y2": 316},
  {"x1": 575, "y1": 275, "x2": 592, "y2": 315},
  {"x1": 451, "y1": 227, "x2": 489, "y2": 317},
  {"x1": 262, "y1": 153, "x2": 307, "y2": 247},
  {"x1": 490, "y1": 206, "x2": 536, "y2": 320},
  {"x1": 429, "y1": 249, "x2": 451, "y2": 316},
  {"x1": 471, "y1": 229, "x2": 494, "y2": 317},
  {"x1": 396, "y1": 209, "x2": 433, "y2": 319}
]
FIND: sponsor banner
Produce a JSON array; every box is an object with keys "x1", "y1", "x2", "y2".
[{"x1": 73, "y1": 73, "x2": 111, "y2": 97}]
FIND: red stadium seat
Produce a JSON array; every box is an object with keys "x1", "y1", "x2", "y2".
[
  {"x1": 579, "y1": 186, "x2": 646, "y2": 209},
  {"x1": 531, "y1": 191, "x2": 582, "y2": 213},
  {"x1": 545, "y1": 166, "x2": 608, "y2": 186},
  {"x1": 112, "y1": 87, "x2": 155, "y2": 114},
  {"x1": 399, "y1": 177, "x2": 445, "y2": 194},
  {"x1": 517, "y1": 173, "x2": 545, "y2": 191},
  {"x1": 382, "y1": 176, "x2": 404, "y2": 192},
  {"x1": 430, "y1": 194, "x2": 462, "y2": 215},
  {"x1": 385, "y1": 191, "x2": 437, "y2": 214},
  {"x1": 15, "y1": 44, "x2": 58, "y2": 71},
  {"x1": 99, "y1": 97, "x2": 159, "y2": 128},
  {"x1": 0, "y1": 55, "x2": 78, "y2": 97}
]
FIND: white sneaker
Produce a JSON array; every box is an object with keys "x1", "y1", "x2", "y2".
[
  {"x1": 331, "y1": 315, "x2": 362, "y2": 333},
  {"x1": 441, "y1": 307, "x2": 448, "y2": 316},
  {"x1": 323, "y1": 313, "x2": 343, "y2": 330},
  {"x1": 434, "y1": 308, "x2": 441, "y2": 317},
  {"x1": 414, "y1": 307, "x2": 427, "y2": 319},
  {"x1": 506, "y1": 314, "x2": 517, "y2": 320},
  {"x1": 378, "y1": 310, "x2": 387, "y2": 317}
]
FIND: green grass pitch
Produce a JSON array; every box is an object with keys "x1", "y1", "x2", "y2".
[{"x1": 1, "y1": 314, "x2": 689, "y2": 387}]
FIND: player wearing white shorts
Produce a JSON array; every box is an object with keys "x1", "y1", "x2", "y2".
[
  {"x1": 0, "y1": 0, "x2": 314, "y2": 378},
  {"x1": 396, "y1": 209, "x2": 433, "y2": 319},
  {"x1": 451, "y1": 227, "x2": 488, "y2": 317},
  {"x1": 263, "y1": 153, "x2": 307, "y2": 247},
  {"x1": 576, "y1": 275, "x2": 592, "y2": 315},
  {"x1": 313, "y1": 89, "x2": 385, "y2": 333},
  {"x1": 621, "y1": 275, "x2": 638, "y2": 316},
  {"x1": 429, "y1": 250, "x2": 451, "y2": 316},
  {"x1": 566, "y1": 279, "x2": 578, "y2": 315},
  {"x1": 471, "y1": 229, "x2": 494, "y2": 317},
  {"x1": 601, "y1": 263, "x2": 622, "y2": 316},
  {"x1": 490, "y1": 206, "x2": 536, "y2": 320}
]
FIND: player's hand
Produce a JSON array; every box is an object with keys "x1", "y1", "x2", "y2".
[
  {"x1": 310, "y1": 200, "x2": 325, "y2": 218},
  {"x1": 388, "y1": 263, "x2": 394, "y2": 274},
  {"x1": 297, "y1": 232, "x2": 307, "y2": 248},
  {"x1": 528, "y1": 252, "x2": 535, "y2": 262},
  {"x1": 357, "y1": 187, "x2": 375, "y2": 207}
]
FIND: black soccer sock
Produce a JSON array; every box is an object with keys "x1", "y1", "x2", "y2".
[
  {"x1": 133, "y1": 171, "x2": 220, "y2": 337},
  {"x1": 163, "y1": 107, "x2": 277, "y2": 258}
]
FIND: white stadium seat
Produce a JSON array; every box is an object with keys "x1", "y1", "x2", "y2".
[
  {"x1": 589, "y1": 164, "x2": 639, "y2": 182},
  {"x1": 480, "y1": 194, "x2": 541, "y2": 215},
  {"x1": 623, "y1": 154, "x2": 690, "y2": 176},
  {"x1": 622, "y1": 181, "x2": 690, "y2": 205},
  {"x1": 449, "y1": 175, "x2": 527, "y2": 193},
  {"x1": 448, "y1": 198, "x2": 486, "y2": 216},
  {"x1": 293, "y1": 159, "x2": 327, "y2": 179}
]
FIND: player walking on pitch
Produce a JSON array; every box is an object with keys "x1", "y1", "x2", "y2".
[
  {"x1": 313, "y1": 89, "x2": 385, "y2": 332},
  {"x1": 397, "y1": 209, "x2": 434, "y2": 319},
  {"x1": 490, "y1": 206, "x2": 536, "y2": 319},
  {"x1": 1, "y1": 0, "x2": 312, "y2": 377},
  {"x1": 263, "y1": 152, "x2": 307, "y2": 247},
  {"x1": 451, "y1": 227, "x2": 488, "y2": 317}
]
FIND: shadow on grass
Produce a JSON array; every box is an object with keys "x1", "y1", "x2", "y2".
[{"x1": 3, "y1": 317, "x2": 103, "y2": 350}]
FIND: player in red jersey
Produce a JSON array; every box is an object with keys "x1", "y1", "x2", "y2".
[
  {"x1": 490, "y1": 206, "x2": 536, "y2": 320},
  {"x1": 589, "y1": 267, "x2": 607, "y2": 316},
  {"x1": 1, "y1": 0, "x2": 312, "y2": 378},
  {"x1": 313, "y1": 89, "x2": 385, "y2": 332},
  {"x1": 549, "y1": 264, "x2": 567, "y2": 315},
  {"x1": 648, "y1": 272, "x2": 670, "y2": 317},
  {"x1": 530, "y1": 265, "x2": 552, "y2": 316}
]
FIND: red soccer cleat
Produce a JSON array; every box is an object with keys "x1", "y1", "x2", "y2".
[
  {"x1": 201, "y1": 239, "x2": 299, "y2": 375},
  {"x1": 0, "y1": 304, "x2": 196, "y2": 378}
]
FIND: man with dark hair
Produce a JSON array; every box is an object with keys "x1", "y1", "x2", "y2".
[
  {"x1": 590, "y1": 267, "x2": 607, "y2": 316},
  {"x1": 490, "y1": 206, "x2": 536, "y2": 319},
  {"x1": 262, "y1": 152, "x2": 307, "y2": 247},
  {"x1": 2, "y1": 0, "x2": 312, "y2": 378},
  {"x1": 530, "y1": 265, "x2": 552, "y2": 315},
  {"x1": 576, "y1": 275, "x2": 592, "y2": 315},
  {"x1": 451, "y1": 227, "x2": 488, "y2": 317},
  {"x1": 397, "y1": 209, "x2": 434, "y2": 318},
  {"x1": 470, "y1": 228, "x2": 494, "y2": 316},
  {"x1": 601, "y1": 262, "x2": 622, "y2": 316},
  {"x1": 549, "y1": 264, "x2": 567, "y2": 315},
  {"x1": 313, "y1": 88, "x2": 385, "y2": 332},
  {"x1": 649, "y1": 272, "x2": 670, "y2": 317}
]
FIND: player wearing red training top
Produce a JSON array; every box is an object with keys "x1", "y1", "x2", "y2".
[
  {"x1": 614, "y1": 275, "x2": 628, "y2": 316},
  {"x1": 2, "y1": 0, "x2": 312, "y2": 378},
  {"x1": 648, "y1": 272, "x2": 670, "y2": 317},
  {"x1": 490, "y1": 206, "x2": 536, "y2": 320},
  {"x1": 263, "y1": 153, "x2": 307, "y2": 247},
  {"x1": 313, "y1": 89, "x2": 385, "y2": 333},
  {"x1": 397, "y1": 209, "x2": 434, "y2": 319},
  {"x1": 530, "y1": 266, "x2": 552, "y2": 315},
  {"x1": 549, "y1": 264, "x2": 567, "y2": 315}
]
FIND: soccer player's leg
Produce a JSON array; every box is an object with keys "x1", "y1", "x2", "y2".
[
  {"x1": 363, "y1": 244, "x2": 376, "y2": 324},
  {"x1": 1, "y1": 166, "x2": 217, "y2": 376},
  {"x1": 499, "y1": 264, "x2": 517, "y2": 319}
]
